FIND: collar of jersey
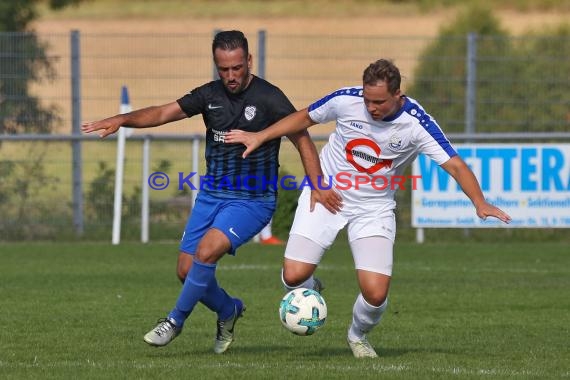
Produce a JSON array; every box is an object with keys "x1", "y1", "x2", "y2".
[{"x1": 381, "y1": 95, "x2": 409, "y2": 122}]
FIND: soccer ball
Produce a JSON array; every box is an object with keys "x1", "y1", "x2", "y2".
[{"x1": 279, "y1": 288, "x2": 327, "y2": 336}]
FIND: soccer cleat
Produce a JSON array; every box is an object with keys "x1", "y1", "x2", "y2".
[
  {"x1": 347, "y1": 336, "x2": 378, "y2": 358},
  {"x1": 313, "y1": 277, "x2": 325, "y2": 293},
  {"x1": 213, "y1": 298, "x2": 246, "y2": 354},
  {"x1": 260, "y1": 236, "x2": 285, "y2": 245},
  {"x1": 143, "y1": 317, "x2": 181, "y2": 347}
]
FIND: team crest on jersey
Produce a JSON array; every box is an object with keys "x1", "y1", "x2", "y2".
[
  {"x1": 388, "y1": 134, "x2": 403, "y2": 150},
  {"x1": 244, "y1": 105, "x2": 256, "y2": 121}
]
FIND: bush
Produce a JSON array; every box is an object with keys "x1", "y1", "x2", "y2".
[
  {"x1": 409, "y1": 5, "x2": 570, "y2": 133},
  {"x1": 516, "y1": 24, "x2": 570, "y2": 132},
  {"x1": 409, "y1": 5, "x2": 513, "y2": 133}
]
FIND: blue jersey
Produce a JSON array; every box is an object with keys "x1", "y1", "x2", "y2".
[{"x1": 177, "y1": 76, "x2": 295, "y2": 200}]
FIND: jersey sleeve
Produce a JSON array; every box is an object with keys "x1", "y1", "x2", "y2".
[
  {"x1": 415, "y1": 118, "x2": 458, "y2": 165},
  {"x1": 176, "y1": 84, "x2": 207, "y2": 117},
  {"x1": 267, "y1": 87, "x2": 296, "y2": 124},
  {"x1": 307, "y1": 89, "x2": 344, "y2": 124}
]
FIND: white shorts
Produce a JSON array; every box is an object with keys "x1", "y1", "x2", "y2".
[
  {"x1": 285, "y1": 188, "x2": 396, "y2": 275},
  {"x1": 289, "y1": 188, "x2": 396, "y2": 247}
]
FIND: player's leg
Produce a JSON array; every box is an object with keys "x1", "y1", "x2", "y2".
[
  {"x1": 200, "y1": 196, "x2": 275, "y2": 353},
  {"x1": 176, "y1": 252, "x2": 193, "y2": 283},
  {"x1": 144, "y1": 240, "x2": 231, "y2": 348},
  {"x1": 176, "y1": 244, "x2": 233, "y2": 316},
  {"x1": 282, "y1": 188, "x2": 346, "y2": 292},
  {"x1": 347, "y1": 235, "x2": 393, "y2": 358},
  {"x1": 176, "y1": 220, "x2": 227, "y2": 314},
  {"x1": 344, "y1": 210, "x2": 395, "y2": 358},
  {"x1": 172, "y1": 192, "x2": 273, "y2": 321},
  {"x1": 177, "y1": 248, "x2": 243, "y2": 328},
  {"x1": 168, "y1": 227, "x2": 232, "y2": 327},
  {"x1": 175, "y1": 193, "x2": 217, "y2": 284},
  {"x1": 282, "y1": 235, "x2": 323, "y2": 291},
  {"x1": 144, "y1": 192, "x2": 234, "y2": 347}
]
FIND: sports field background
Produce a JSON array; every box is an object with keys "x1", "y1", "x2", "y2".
[
  {"x1": 32, "y1": 0, "x2": 570, "y2": 136},
  {"x1": 5, "y1": 0, "x2": 568, "y2": 241},
  {"x1": 1, "y1": 2, "x2": 569, "y2": 378},
  {"x1": 1, "y1": 240, "x2": 568, "y2": 379}
]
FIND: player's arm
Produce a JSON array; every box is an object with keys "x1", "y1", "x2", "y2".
[
  {"x1": 441, "y1": 156, "x2": 512, "y2": 223},
  {"x1": 225, "y1": 108, "x2": 315, "y2": 158},
  {"x1": 81, "y1": 101, "x2": 187, "y2": 138},
  {"x1": 287, "y1": 130, "x2": 343, "y2": 213}
]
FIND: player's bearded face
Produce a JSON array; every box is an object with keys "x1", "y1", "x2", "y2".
[
  {"x1": 214, "y1": 48, "x2": 252, "y2": 94},
  {"x1": 363, "y1": 82, "x2": 402, "y2": 121}
]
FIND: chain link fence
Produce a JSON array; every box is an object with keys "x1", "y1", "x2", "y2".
[{"x1": 1, "y1": 31, "x2": 569, "y2": 241}]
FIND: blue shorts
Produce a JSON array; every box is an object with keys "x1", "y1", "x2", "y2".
[{"x1": 179, "y1": 191, "x2": 276, "y2": 256}]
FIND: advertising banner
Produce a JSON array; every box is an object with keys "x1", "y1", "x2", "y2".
[{"x1": 412, "y1": 144, "x2": 570, "y2": 228}]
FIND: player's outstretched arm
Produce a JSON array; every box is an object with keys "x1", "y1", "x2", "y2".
[
  {"x1": 81, "y1": 102, "x2": 187, "y2": 138},
  {"x1": 441, "y1": 156, "x2": 512, "y2": 223},
  {"x1": 225, "y1": 108, "x2": 315, "y2": 158}
]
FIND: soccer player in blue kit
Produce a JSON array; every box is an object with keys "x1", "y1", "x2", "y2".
[{"x1": 82, "y1": 30, "x2": 330, "y2": 354}]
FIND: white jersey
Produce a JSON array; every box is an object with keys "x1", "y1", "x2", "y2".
[{"x1": 308, "y1": 86, "x2": 457, "y2": 211}]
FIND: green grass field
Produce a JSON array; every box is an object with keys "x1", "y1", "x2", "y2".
[{"x1": 0, "y1": 240, "x2": 568, "y2": 379}]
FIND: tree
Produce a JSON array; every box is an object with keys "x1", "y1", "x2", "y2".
[
  {"x1": 0, "y1": 0, "x2": 81, "y2": 240},
  {"x1": 516, "y1": 25, "x2": 570, "y2": 132},
  {"x1": 408, "y1": 5, "x2": 514, "y2": 133},
  {"x1": 0, "y1": 0, "x2": 81, "y2": 135},
  {"x1": 409, "y1": 5, "x2": 570, "y2": 133}
]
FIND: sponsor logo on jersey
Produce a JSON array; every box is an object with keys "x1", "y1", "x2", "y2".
[
  {"x1": 345, "y1": 138, "x2": 393, "y2": 174},
  {"x1": 211, "y1": 128, "x2": 227, "y2": 142},
  {"x1": 208, "y1": 104, "x2": 223, "y2": 110},
  {"x1": 244, "y1": 105, "x2": 256, "y2": 121}
]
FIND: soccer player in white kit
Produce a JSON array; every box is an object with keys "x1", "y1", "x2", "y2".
[{"x1": 226, "y1": 59, "x2": 512, "y2": 358}]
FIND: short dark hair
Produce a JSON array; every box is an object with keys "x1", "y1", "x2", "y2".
[
  {"x1": 362, "y1": 59, "x2": 401, "y2": 94},
  {"x1": 212, "y1": 30, "x2": 249, "y2": 56}
]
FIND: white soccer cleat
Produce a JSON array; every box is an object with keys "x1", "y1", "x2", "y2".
[
  {"x1": 214, "y1": 299, "x2": 245, "y2": 354},
  {"x1": 347, "y1": 336, "x2": 378, "y2": 358},
  {"x1": 143, "y1": 318, "x2": 181, "y2": 347}
]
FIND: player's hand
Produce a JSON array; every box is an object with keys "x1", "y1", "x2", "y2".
[
  {"x1": 476, "y1": 202, "x2": 512, "y2": 224},
  {"x1": 310, "y1": 187, "x2": 343, "y2": 214},
  {"x1": 224, "y1": 130, "x2": 264, "y2": 158},
  {"x1": 81, "y1": 119, "x2": 121, "y2": 138}
]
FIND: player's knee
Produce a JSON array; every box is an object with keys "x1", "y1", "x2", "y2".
[
  {"x1": 282, "y1": 266, "x2": 312, "y2": 287},
  {"x1": 282, "y1": 270, "x2": 301, "y2": 287},
  {"x1": 194, "y1": 249, "x2": 223, "y2": 264},
  {"x1": 361, "y1": 286, "x2": 388, "y2": 307},
  {"x1": 194, "y1": 233, "x2": 229, "y2": 264},
  {"x1": 362, "y1": 290, "x2": 388, "y2": 307}
]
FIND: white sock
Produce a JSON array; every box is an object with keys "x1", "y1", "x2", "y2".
[
  {"x1": 281, "y1": 269, "x2": 315, "y2": 291},
  {"x1": 259, "y1": 220, "x2": 273, "y2": 240},
  {"x1": 347, "y1": 293, "x2": 388, "y2": 342}
]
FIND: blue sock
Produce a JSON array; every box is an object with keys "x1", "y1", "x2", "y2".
[
  {"x1": 201, "y1": 280, "x2": 236, "y2": 321},
  {"x1": 168, "y1": 260, "x2": 216, "y2": 327}
]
